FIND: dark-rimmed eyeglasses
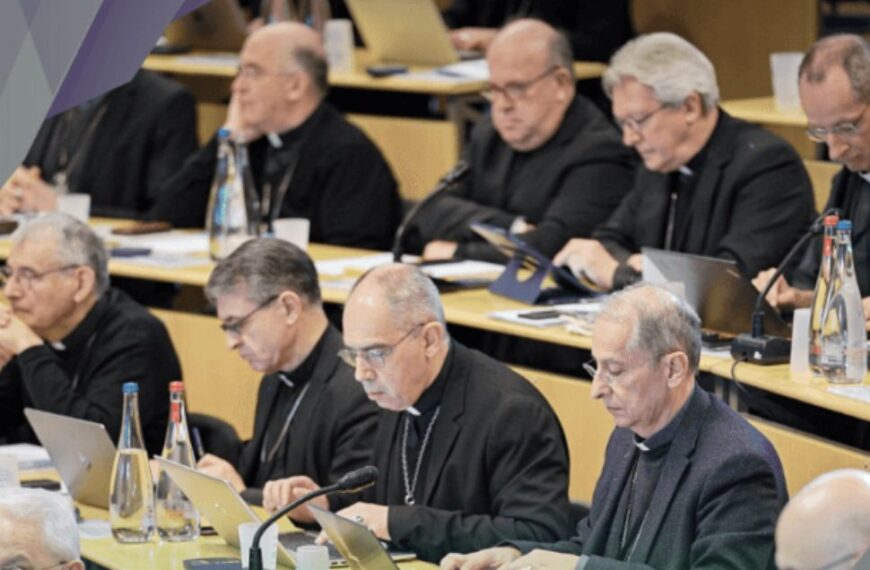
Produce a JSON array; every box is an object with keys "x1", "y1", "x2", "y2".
[
  {"x1": 806, "y1": 105, "x2": 868, "y2": 142},
  {"x1": 338, "y1": 323, "x2": 426, "y2": 368},
  {"x1": 0, "y1": 264, "x2": 80, "y2": 290},
  {"x1": 219, "y1": 295, "x2": 278, "y2": 337},
  {"x1": 614, "y1": 106, "x2": 668, "y2": 134},
  {"x1": 482, "y1": 66, "x2": 559, "y2": 102}
]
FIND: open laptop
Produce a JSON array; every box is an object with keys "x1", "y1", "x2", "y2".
[
  {"x1": 309, "y1": 505, "x2": 415, "y2": 569},
  {"x1": 24, "y1": 408, "x2": 116, "y2": 508},
  {"x1": 642, "y1": 248, "x2": 791, "y2": 338},
  {"x1": 162, "y1": 0, "x2": 248, "y2": 52},
  {"x1": 344, "y1": 0, "x2": 461, "y2": 66}
]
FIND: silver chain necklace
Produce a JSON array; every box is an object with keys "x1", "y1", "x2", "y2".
[{"x1": 401, "y1": 406, "x2": 441, "y2": 506}]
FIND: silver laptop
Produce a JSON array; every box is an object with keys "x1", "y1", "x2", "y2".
[
  {"x1": 24, "y1": 408, "x2": 116, "y2": 508},
  {"x1": 643, "y1": 248, "x2": 791, "y2": 338},
  {"x1": 344, "y1": 0, "x2": 460, "y2": 66},
  {"x1": 163, "y1": 0, "x2": 248, "y2": 52},
  {"x1": 309, "y1": 505, "x2": 416, "y2": 569}
]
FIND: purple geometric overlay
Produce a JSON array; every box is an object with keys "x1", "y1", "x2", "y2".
[{"x1": 0, "y1": 0, "x2": 211, "y2": 184}]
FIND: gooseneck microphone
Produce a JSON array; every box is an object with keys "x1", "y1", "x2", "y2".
[
  {"x1": 248, "y1": 466, "x2": 379, "y2": 570},
  {"x1": 731, "y1": 208, "x2": 841, "y2": 365},
  {"x1": 391, "y1": 161, "x2": 471, "y2": 262}
]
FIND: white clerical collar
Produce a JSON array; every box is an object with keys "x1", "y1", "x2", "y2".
[
  {"x1": 679, "y1": 166, "x2": 693, "y2": 176},
  {"x1": 859, "y1": 171, "x2": 870, "y2": 185},
  {"x1": 405, "y1": 405, "x2": 421, "y2": 416},
  {"x1": 51, "y1": 341, "x2": 66, "y2": 351},
  {"x1": 267, "y1": 132, "x2": 283, "y2": 148}
]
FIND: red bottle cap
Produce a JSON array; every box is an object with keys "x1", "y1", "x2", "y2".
[
  {"x1": 169, "y1": 381, "x2": 184, "y2": 393},
  {"x1": 824, "y1": 215, "x2": 839, "y2": 226}
]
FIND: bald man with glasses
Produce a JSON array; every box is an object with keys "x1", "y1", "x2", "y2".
[
  {"x1": 409, "y1": 18, "x2": 635, "y2": 263},
  {"x1": 754, "y1": 35, "x2": 870, "y2": 325},
  {"x1": 199, "y1": 237, "x2": 378, "y2": 508},
  {"x1": 262, "y1": 264, "x2": 572, "y2": 563}
]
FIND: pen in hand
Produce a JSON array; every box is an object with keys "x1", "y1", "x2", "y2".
[{"x1": 191, "y1": 427, "x2": 205, "y2": 461}]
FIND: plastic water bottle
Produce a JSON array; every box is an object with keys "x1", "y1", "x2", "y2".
[
  {"x1": 155, "y1": 381, "x2": 200, "y2": 542},
  {"x1": 206, "y1": 129, "x2": 257, "y2": 261},
  {"x1": 809, "y1": 214, "x2": 839, "y2": 374},
  {"x1": 109, "y1": 382, "x2": 155, "y2": 543},
  {"x1": 819, "y1": 220, "x2": 867, "y2": 384}
]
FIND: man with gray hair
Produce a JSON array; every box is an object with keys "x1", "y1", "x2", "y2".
[
  {"x1": 556, "y1": 32, "x2": 814, "y2": 291},
  {"x1": 411, "y1": 18, "x2": 635, "y2": 263},
  {"x1": 776, "y1": 469, "x2": 870, "y2": 570},
  {"x1": 755, "y1": 34, "x2": 870, "y2": 323},
  {"x1": 262, "y1": 263, "x2": 572, "y2": 562},
  {"x1": 0, "y1": 214, "x2": 178, "y2": 455},
  {"x1": 444, "y1": 284, "x2": 787, "y2": 569},
  {"x1": 163, "y1": 22, "x2": 400, "y2": 248},
  {"x1": 0, "y1": 487, "x2": 84, "y2": 570},
  {"x1": 199, "y1": 237, "x2": 377, "y2": 508}
]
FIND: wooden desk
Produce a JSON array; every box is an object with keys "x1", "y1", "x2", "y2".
[
  {"x1": 721, "y1": 96, "x2": 808, "y2": 127},
  {"x1": 75, "y1": 502, "x2": 435, "y2": 570}
]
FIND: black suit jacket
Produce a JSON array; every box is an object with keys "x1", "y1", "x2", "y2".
[
  {"x1": 366, "y1": 342, "x2": 573, "y2": 563},
  {"x1": 409, "y1": 96, "x2": 636, "y2": 262},
  {"x1": 237, "y1": 326, "x2": 378, "y2": 506},
  {"x1": 511, "y1": 387, "x2": 787, "y2": 569},
  {"x1": 593, "y1": 111, "x2": 815, "y2": 286},
  {"x1": 25, "y1": 70, "x2": 198, "y2": 223}
]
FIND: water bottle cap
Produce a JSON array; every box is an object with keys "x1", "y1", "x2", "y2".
[
  {"x1": 218, "y1": 128, "x2": 231, "y2": 140},
  {"x1": 824, "y1": 215, "x2": 839, "y2": 225},
  {"x1": 122, "y1": 382, "x2": 139, "y2": 395},
  {"x1": 837, "y1": 220, "x2": 853, "y2": 231},
  {"x1": 169, "y1": 381, "x2": 184, "y2": 393}
]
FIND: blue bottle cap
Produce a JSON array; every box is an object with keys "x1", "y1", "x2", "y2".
[
  {"x1": 218, "y1": 128, "x2": 231, "y2": 140},
  {"x1": 122, "y1": 382, "x2": 139, "y2": 395},
  {"x1": 837, "y1": 220, "x2": 853, "y2": 231}
]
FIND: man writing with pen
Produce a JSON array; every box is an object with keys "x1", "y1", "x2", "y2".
[{"x1": 196, "y1": 237, "x2": 378, "y2": 507}]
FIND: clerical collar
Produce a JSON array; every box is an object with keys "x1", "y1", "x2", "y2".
[
  {"x1": 679, "y1": 110, "x2": 723, "y2": 177},
  {"x1": 270, "y1": 101, "x2": 327, "y2": 150},
  {"x1": 859, "y1": 171, "x2": 870, "y2": 185},
  {"x1": 405, "y1": 342, "x2": 453, "y2": 416},
  {"x1": 276, "y1": 326, "x2": 329, "y2": 389},
  {"x1": 633, "y1": 385, "x2": 696, "y2": 453}
]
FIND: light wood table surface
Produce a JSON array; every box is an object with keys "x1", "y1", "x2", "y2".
[{"x1": 721, "y1": 96, "x2": 808, "y2": 128}]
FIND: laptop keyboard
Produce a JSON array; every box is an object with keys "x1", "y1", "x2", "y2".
[{"x1": 279, "y1": 530, "x2": 345, "y2": 562}]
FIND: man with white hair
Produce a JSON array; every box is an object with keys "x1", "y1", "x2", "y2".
[
  {"x1": 0, "y1": 487, "x2": 84, "y2": 570},
  {"x1": 444, "y1": 284, "x2": 787, "y2": 569},
  {"x1": 776, "y1": 469, "x2": 870, "y2": 570},
  {"x1": 261, "y1": 264, "x2": 572, "y2": 562},
  {"x1": 556, "y1": 33, "x2": 814, "y2": 291},
  {"x1": 0, "y1": 214, "x2": 179, "y2": 455}
]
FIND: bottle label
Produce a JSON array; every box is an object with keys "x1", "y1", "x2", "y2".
[
  {"x1": 170, "y1": 402, "x2": 180, "y2": 424},
  {"x1": 823, "y1": 236, "x2": 832, "y2": 257}
]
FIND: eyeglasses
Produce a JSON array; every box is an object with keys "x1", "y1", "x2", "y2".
[
  {"x1": 219, "y1": 295, "x2": 278, "y2": 336},
  {"x1": 338, "y1": 323, "x2": 425, "y2": 368},
  {"x1": 614, "y1": 106, "x2": 667, "y2": 134},
  {"x1": 806, "y1": 105, "x2": 868, "y2": 142},
  {"x1": 482, "y1": 66, "x2": 559, "y2": 102},
  {"x1": 0, "y1": 264, "x2": 80, "y2": 290},
  {"x1": 582, "y1": 358, "x2": 627, "y2": 388}
]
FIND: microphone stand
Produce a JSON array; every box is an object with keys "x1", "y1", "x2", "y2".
[
  {"x1": 392, "y1": 161, "x2": 470, "y2": 262},
  {"x1": 248, "y1": 466, "x2": 378, "y2": 570},
  {"x1": 730, "y1": 209, "x2": 839, "y2": 365}
]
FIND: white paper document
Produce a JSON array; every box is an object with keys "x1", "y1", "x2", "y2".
[
  {"x1": 0, "y1": 443, "x2": 52, "y2": 471},
  {"x1": 827, "y1": 385, "x2": 870, "y2": 405},
  {"x1": 421, "y1": 260, "x2": 503, "y2": 279},
  {"x1": 489, "y1": 302, "x2": 602, "y2": 329}
]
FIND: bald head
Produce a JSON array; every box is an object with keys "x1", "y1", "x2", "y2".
[
  {"x1": 488, "y1": 19, "x2": 574, "y2": 81},
  {"x1": 246, "y1": 22, "x2": 328, "y2": 94},
  {"x1": 800, "y1": 34, "x2": 870, "y2": 103},
  {"x1": 776, "y1": 469, "x2": 870, "y2": 569},
  {"x1": 348, "y1": 264, "x2": 445, "y2": 329}
]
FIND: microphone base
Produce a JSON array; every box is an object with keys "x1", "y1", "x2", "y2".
[
  {"x1": 248, "y1": 547, "x2": 263, "y2": 570},
  {"x1": 730, "y1": 334, "x2": 791, "y2": 365}
]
